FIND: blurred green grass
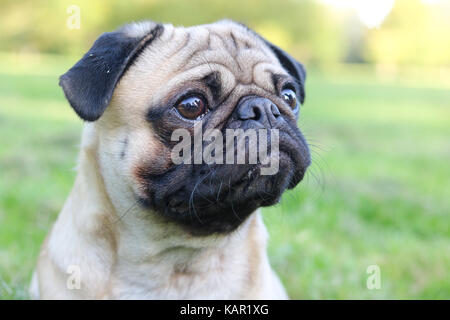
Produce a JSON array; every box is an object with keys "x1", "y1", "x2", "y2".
[{"x1": 0, "y1": 56, "x2": 449, "y2": 299}]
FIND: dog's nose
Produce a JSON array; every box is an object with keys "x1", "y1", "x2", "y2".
[{"x1": 236, "y1": 96, "x2": 281, "y2": 128}]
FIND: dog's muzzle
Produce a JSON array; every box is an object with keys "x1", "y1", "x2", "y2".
[{"x1": 138, "y1": 96, "x2": 310, "y2": 236}]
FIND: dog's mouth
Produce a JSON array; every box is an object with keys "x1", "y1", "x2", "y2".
[
  {"x1": 135, "y1": 128, "x2": 310, "y2": 236},
  {"x1": 165, "y1": 164, "x2": 266, "y2": 215},
  {"x1": 139, "y1": 166, "x2": 281, "y2": 235}
]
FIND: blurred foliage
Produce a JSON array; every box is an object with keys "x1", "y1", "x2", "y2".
[
  {"x1": 366, "y1": 0, "x2": 450, "y2": 66},
  {"x1": 1, "y1": 0, "x2": 450, "y2": 300},
  {"x1": 0, "y1": 0, "x2": 450, "y2": 66},
  {"x1": 1, "y1": 57, "x2": 449, "y2": 299}
]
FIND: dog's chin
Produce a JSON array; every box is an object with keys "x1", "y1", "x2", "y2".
[{"x1": 136, "y1": 151, "x2": 306, "y2": 236}]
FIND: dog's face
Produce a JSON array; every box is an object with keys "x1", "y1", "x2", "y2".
[{"x1": 60, "y1": 20, "x2": 310, "y2": 236}]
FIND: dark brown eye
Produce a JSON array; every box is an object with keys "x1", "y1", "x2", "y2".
[
  {"x1": 175, "y1": 95, "x2": 208, "y2": 120},
  {"x1": 281, "y1": 88, "x2": 298, "y2": 110}
]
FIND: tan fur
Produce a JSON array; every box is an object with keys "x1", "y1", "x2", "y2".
[{"x1": 30, "y1": 21, "x2": 289, "y2": 299}]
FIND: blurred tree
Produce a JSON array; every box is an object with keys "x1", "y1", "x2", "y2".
[
  {"x1": 0, "y1": 0, "x2": 343, "y2": 63},
  {"x1": 0, "y1": 0, "x2": 449, "y2": 67},
  {"x1": 365, "y1": 0, "x2": 450, "y2": 66}
]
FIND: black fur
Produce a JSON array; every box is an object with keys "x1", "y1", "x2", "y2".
[
  {"x1": 59, "y1": 24, "x2": 163, "y2": 121},
  {"x1": 202, "y1": 72, "x2": 222, "y2": 102},
  {"x1": 265, "y1": 42, "x2": 306, "y2": 104}
]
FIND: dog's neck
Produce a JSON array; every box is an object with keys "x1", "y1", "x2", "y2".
[{"x1": 49, "y1": 124, "x2": 268, "y2": 298}]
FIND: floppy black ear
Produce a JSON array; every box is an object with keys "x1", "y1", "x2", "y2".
[
  {"x1": 265, "y1": 42, "x2": 306, "y2": 104},
  {"x1": 59, "y1": 23, "x2": 163, "y2": 121}
]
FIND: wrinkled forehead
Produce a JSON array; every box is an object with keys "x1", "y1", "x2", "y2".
[
  {"x1": 118, "y1": 21, "x2": 288, "y2": 105},
  {"x1": 182, "y1": 22, "x2": 285, "y2": 85}
]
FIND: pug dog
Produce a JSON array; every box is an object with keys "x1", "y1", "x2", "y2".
[{"x1": 29, "y1": 20, "x2": 310, "y2": 299}]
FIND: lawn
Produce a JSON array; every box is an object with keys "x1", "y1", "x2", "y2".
[{"x1": 0, "y1": 55, "x2": 449, "y2": 299}]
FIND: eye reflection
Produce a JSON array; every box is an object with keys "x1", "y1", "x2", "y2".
[
  {"x1": 281, "y1": 88, "x2": 298, "y2": 110},
  {"x1": 175, "y1": 95, "x2": 208, "y2": 120}
]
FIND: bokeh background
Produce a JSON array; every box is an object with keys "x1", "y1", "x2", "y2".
[{"x1": 0, "y1": 0, "x2": 449, "y2": 299}]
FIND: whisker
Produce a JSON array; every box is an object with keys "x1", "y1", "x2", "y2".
[{"x1": 112, "y1": 200, "x2": 139, "y2": 224}]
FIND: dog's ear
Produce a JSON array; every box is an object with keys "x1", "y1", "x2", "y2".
[
  {"x1": 59, "y1": 23, "x2": 163, "y2": 121},
  {"x1": 264, "y1": 42, "x2": 306, "y2": 104}
]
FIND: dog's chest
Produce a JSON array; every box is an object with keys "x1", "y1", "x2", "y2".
[{"x1": 105, "y1": 250, "x2": 250, "y2": 299}]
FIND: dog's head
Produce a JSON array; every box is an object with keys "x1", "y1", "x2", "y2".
[{"x1": 60, "y1": 20, "x2": 310, "y2": 236}]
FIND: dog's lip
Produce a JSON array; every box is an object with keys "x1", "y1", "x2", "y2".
[
  {"x1": 234, "y1": 163, "x2": 260, "y2": 183},
  {"x1": 156, "y1": 165, "x2": 261, "y2": 215},
  {"x1": 167, "y1": 200, "x2": 189, "y2": 214},
  {"x1": 246, "y1": 166, "x2": 259, "y2": 179}
]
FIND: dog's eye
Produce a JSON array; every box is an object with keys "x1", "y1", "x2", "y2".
[
  {"x1": 281, "y1": 88, "x2": 298, "y2": 110},
  {"x1": 175, "y1": 96, "x2": 208, "y2": 120}
]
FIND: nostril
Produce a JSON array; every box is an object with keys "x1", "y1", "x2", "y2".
[
  {"x1": 237, "y1": 96, "x2": 280, "y2": 124},
  {"x1": 252, "y1": 105, "x2": 262, "y2": 121}
]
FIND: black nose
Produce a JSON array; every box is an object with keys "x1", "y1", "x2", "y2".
[{"x1": 236, "y1": 96, "x2": 281, "y2": 128}]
